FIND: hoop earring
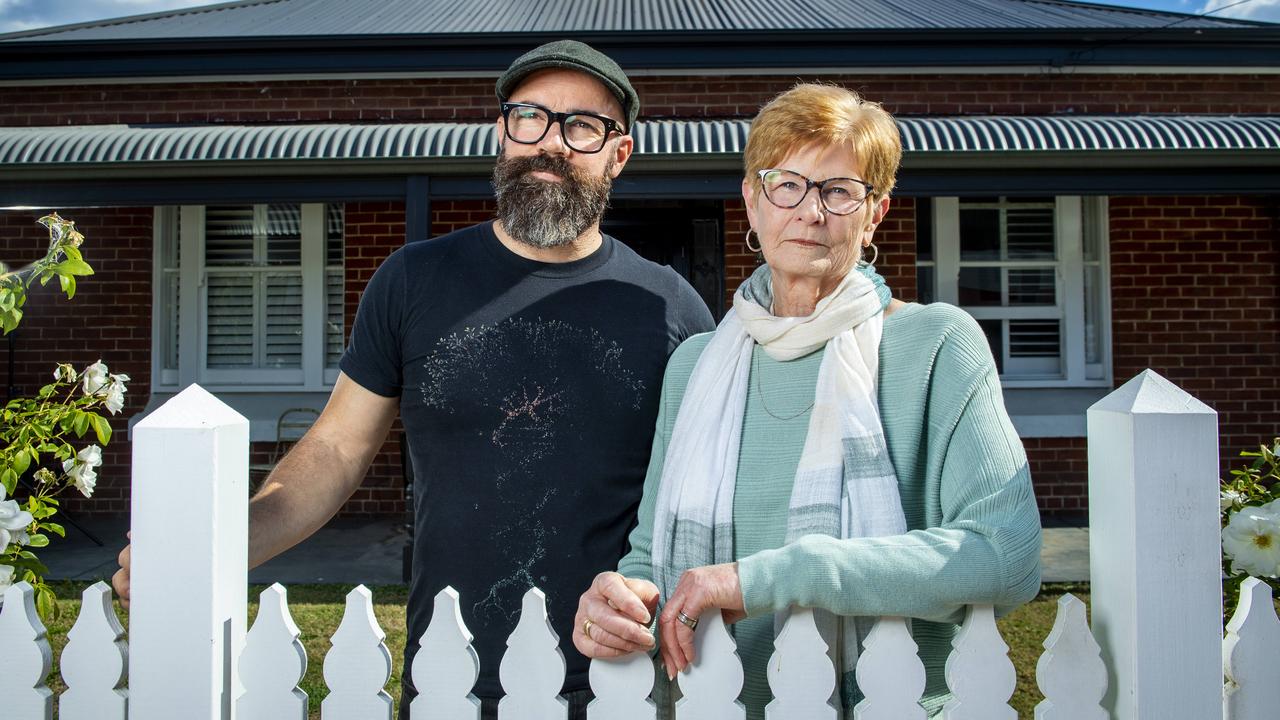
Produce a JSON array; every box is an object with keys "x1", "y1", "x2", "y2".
[
  {"x1": 857, "y1": 242, "x2": 879, "y2": 268},
  {"x1": 745, "y1": 228, "x2": 762, "y2": 253}
]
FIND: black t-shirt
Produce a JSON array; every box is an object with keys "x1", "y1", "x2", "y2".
[{"x1": 339, "y1": 221, "x2": 714, "y2": 700}]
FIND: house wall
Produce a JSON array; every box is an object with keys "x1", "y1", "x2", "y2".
[
  {"x1": 2, "y1": 74, "x2": 1279, "y2": 125},
  {"x1": 3, "y1": 71, "x2": 1277, "y2": 520}
]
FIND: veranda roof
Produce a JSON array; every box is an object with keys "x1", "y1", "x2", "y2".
[{"x1": 3, "y1": 115, "x2": 1277, "y2": 170}]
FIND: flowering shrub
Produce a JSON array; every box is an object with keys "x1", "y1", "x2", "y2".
[
  {"x1": 1220, "y1": 438, "x2": 1280, "y2": 619},
  {"x1": 0, "y1": 213, "x2": 125, "y2": 618}
]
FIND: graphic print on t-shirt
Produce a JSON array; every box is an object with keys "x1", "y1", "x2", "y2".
[{"x1": 418, "y1": 316, "x2": 645, "y2": 623}]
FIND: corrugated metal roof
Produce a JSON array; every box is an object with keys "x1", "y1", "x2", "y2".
[
  {"x1": 1, "y1": 0, "x2": 1260, "y2": 42},
  {"x1": 2, "y1": 116, "x2": 1277, "y2": 167}
]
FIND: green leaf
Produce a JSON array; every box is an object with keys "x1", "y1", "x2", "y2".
[
  {"x1": 44, "y1": 522, "x2": 65, "y2": 538},
  {"x1": 73, "y1": 410, "x2": 90, "y2": 437},
  {"x1": 11, "y1": 449, "x2": 30, "y2": 477},
  {"x1": 59, "y1": 273, "x2": 77, "y2": 299},
  {"x1": 35, "y1": 586, "x2": 55, "y2": 622},
  {"x1": 26, "y1": 534, "x2": 49, "y2": 548},
  {"x1": 0, "y1": 467, "x2": 15, "y2": 495},
  {"x1": 90, "y1": 414, "x2": 112, "y2": 445},
  {"x1": 18, "y1": 549, "x2": 36, "y2": 560},
  {"x1": 58, "y1": 257, "x2": 94, "y2": 277}
]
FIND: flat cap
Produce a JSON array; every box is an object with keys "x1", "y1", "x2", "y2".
[{"x1": 496, "y1": 39, "x2": 639, "y2": 133}]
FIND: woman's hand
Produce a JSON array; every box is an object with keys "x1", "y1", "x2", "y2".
[
  {"x1": 573, "y1": 571, "x2": 660, "y2": 658},
  {"x1": 658, "y1": 562, "x2": 745, "y2": 679}
]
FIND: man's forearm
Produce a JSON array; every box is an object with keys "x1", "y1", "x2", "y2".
[{"x1": 246, "y1": 434, "x2": 371, "y2": 568}]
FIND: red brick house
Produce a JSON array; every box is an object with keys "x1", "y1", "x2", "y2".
[{"x1": 2, "y1": 0, "x2": 1277, "y2": 520}]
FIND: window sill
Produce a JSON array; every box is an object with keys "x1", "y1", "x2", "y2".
[
  {"x1": 130, "y1": 387, "x2": 332, "y2": 442},
  {"x1": 1004, "y1": 386, "x2": 1112, "y2": 438}
]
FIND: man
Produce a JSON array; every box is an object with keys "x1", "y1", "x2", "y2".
[{"x1": 114, "y1": 40, "x2": 714, "y2": 718}]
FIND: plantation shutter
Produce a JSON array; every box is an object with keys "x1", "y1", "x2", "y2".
[
  {"x1": 204, "y1": 204, "x2": 303, "y2": 370},
  {"x1": 325, "y1": 205, "x2": 345, "y2": 369}
]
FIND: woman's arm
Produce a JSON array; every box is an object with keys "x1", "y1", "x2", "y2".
[{"x1": 738, "y1": 314, "x2": 1042, "y2": 623}]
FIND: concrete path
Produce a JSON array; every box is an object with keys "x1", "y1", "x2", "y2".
[{"x1": 39, "y1": 516, "x2": 1088, "y2": 586}]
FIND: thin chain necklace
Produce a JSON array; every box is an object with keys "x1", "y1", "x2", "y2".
[{"x1": 753, "y1": 348, "x2": 814, "y2": 422}]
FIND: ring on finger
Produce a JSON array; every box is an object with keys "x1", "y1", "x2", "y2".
[
  {"x1": 676, "y1": 611, "x2": 698, "y2": 630},
  {"x1": 583, "y1": 617, "x2": 595, "y2": 640}
]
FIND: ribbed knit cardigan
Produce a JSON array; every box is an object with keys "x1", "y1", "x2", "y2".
[{"x1": 617, "y1": 301, "x2": 1043, "y2": 718}]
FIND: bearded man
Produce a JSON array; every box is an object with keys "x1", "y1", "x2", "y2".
[{"x1": 114, "y1": 39, "x2": 713, "y2": 720}]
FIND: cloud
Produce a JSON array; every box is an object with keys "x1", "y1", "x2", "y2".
[
  {"x1": 0, "y1": 0, "x2": 213, "y2": 34},
  {"x1": 1199, "y1": 0, "x2": 1280, "y2": 22}
]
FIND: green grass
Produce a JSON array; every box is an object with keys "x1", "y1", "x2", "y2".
[{"x1": 40, "y1": 581, "x2": 1086, "y2": 718}]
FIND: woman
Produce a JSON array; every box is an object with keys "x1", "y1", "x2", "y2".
[{"x1": 573, "y1": 84, "x2": 1042, "y2": 718}]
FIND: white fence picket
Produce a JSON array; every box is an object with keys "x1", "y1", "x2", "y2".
[
  {"x1": 322, "y1": 585, "x2": 393, "y2": 720},
  {"x1": 238, "y1": 583, "x2": 308, "y2": 720},
  {"x1": 765, "y1": 607, "x2": 837, "y2": 720},
  {"x1": 853, "y1": 617, "x2": 925, "y2": 720},
  {"x1": 1224, "y1": 577, "x2": 1280, "y2": 720},
  {"x1": 587, "y1": 649, "x2": 656, "y2": 720},
  {"x1": 0, "y1": 582, "x2": 53, "y2": 719},
  {"x1": 498, "y1": 587, "x2": 568, "y2": 720},
  {"x1": 1034, "y1": 594, "x2": 1105, "y2": 720},
  {"x1": 59, "y1": 581, "x2": 127, "y2": 720},
  {"x1": 941, "y1": 605, "x2": 1015, "y2": 720},
  {"x1": 675, "y1": 610, "x2": 745, "y2": 720},
  {"x1": 412, "y1": 586, "x2": 481, "y2": 720}
]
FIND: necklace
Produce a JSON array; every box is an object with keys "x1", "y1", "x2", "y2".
[{"x1": 753, "y1": 349, "x2": 815, "y2": 422}]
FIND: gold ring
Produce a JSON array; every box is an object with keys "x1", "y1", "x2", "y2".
[
  {"x1": 583, "y1": 617, "x2": 594, "y2": 640},
  {"x1": 676, "y1": 611, "x2": 698, "y2": 630}
]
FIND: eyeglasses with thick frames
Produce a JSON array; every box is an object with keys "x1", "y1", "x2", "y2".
[
  {"x1": 756, "y1": 168, "x2": 875, "y2": 216},
  {"x1": 500, "y1": 101, "x2": 625, "y2": 154}
]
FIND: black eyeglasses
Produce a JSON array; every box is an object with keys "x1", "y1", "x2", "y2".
[
  {"x1": 500, "y1": 101, "x2": 625, "y2": 154},
  {"x1": 756, "y1": 168, "x2": 875, "y2": 215}
]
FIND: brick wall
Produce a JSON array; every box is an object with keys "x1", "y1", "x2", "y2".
[
  {"x1": 0, "y1": 208, "x2": 154, "y2": 516},
  {"x1": 1110, "y1": 196, "x2": 1280, "y2": 478},
  {"x1": 4, "y1": 74, "x2": 1279, "y2": 127}
]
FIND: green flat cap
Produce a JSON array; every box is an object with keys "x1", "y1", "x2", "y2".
[{"x1": 496, "y1": 39, "x2": 639, "y2": 133}]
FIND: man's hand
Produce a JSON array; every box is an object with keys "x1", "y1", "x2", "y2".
[
  {"x1": 111, "y1": 531, "x2": 131, "y2": 609},
  {"x1": 573, "y1": 571, "x2": 659, "y2": 659},
  {"x1": 657, "y1": 562, "x2": 745, "y2": 680}
]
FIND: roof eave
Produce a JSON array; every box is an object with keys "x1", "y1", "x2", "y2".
[{"x1": 4, "y1": 28, "x2": 1280, "y2": 81}]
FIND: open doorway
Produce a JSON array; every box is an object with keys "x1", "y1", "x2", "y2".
[{"x1": 601, "y1": 199, "x2": 725, "y2": 318}]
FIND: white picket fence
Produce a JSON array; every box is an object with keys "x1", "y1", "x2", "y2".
[{"x1": 2, "y1": 370, "x2": 1279, "y2": 719}]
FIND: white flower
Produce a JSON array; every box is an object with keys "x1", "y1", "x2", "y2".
[
  {"x1": 82, "y1": 360, "x2": 109, "y2": 396},
  {"x1": 1221, "y1": 490, "x2": 1243, "y2": 511},
  {"x1": 63, "y1": 444, "x2": 104, "y2": 498},
  {"x1": 53, "y1": 363, "x2": 76, "y2": 383},
  {"x1": 1222, "y1": 503, "x2": 1280, "y2": 578},
  {"x1": 102, "y1": 373, "x2": 130, "y2": 414},
  {"x1": 0, "y1": 497, "x2": 34, "y2": 550},
  {"x1": 0, "y1": 565, "x2": 13, "y2": 594}
]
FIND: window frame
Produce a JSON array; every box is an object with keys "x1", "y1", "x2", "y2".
[
  {"x1": 151, "y1": 203, "x2": 342, "y2": 393},
  {"x1": 919, "y1": 195, "x2": 1112, "y2": 389}
]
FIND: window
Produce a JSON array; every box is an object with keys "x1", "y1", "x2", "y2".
[
  {"x1": 916, "y1": 196, "x2": 1110, "y2": 387},
  {"x1": 153, "y1": 203, "x2": 344, "y2": 390}
]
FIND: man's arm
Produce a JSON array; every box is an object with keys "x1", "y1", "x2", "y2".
[
  {"x1": 113, "y1": 372, "x2": 397, "y2": 605},
  {"x1": 247, "y1": 372, "x2": 398, "y2": 568}
]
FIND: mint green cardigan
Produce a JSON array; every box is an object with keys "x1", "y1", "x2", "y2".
[{"x1": 616, "y1": 302, "x2": 1043, "y2": 718}]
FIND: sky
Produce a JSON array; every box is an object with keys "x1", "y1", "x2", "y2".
[{"x1": 0, "y1": 0, "x2": 1277, "y2": 35}]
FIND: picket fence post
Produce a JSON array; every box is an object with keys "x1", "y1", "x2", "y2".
[
  {"x1": 60, "y1": 581, "x2": 128, "y2": 720},
  {"x1": 1087, "y1": 369, "x2": 1221, "y2": 720},
  {"x1": 412, "y1": 586, "x2": 481, "y2": 720},
  {"x1": 238, "y1": 583, "x2": 308, "y2": 719},
  {"x1": 675, "y1": 610, "x2": 745, "y2": 719},
  {"x1": 1223, "y1": 577, "x2": 1280, "y2": 720},
  {"x1": 129, "y1": 384, "x2": 249, "y2": 720},
  {"x1": 0, "y1": 581, "x2": 53, "y2": 719}
]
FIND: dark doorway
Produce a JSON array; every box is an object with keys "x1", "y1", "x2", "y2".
[{"x1": 601, "y1": 200, "x2": 725, "y2": 318}]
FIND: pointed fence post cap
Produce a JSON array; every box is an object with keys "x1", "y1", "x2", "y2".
[
  {"x1": 1088, "y1": 369, "x2": 1214, "y2": 417},
  {"x1": 134, "y1": 383, "x2": 248, "y2": 430}
]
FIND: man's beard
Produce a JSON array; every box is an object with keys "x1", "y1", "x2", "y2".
[{"x1": 492, "y1": 151, "x2": 615, "y2": 250}]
